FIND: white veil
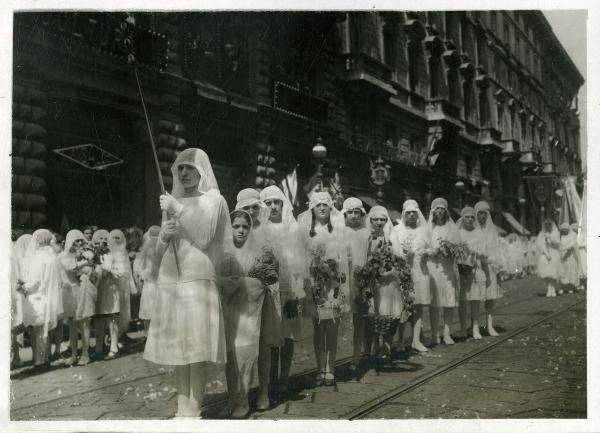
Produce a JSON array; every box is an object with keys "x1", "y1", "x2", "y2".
[
  {"x1": 64, "y1": 229, "x2": 85, "y2": 254},
  {"x1": 170, "y1": 148, "x2": 220, "y2": 197},
  {"x1": 390, "y1": 199, "x2": 427, "y2": 256},
  {"x1": 425, "y1": 197, "x2": 458, "y2": 247},
  {"x1": 23, "y1": 229, "x2": 62, "y2": 335},
  {"x1": 368, "y1": 205, "x2": 393, "y2": 240},
  {"x1": 474, "y1": 201, "x2": 502, "y2": 265},
  {"x1": 260, "y1": 185, "x2": 297, "y2": 229},
  {"x1": 341, "y1": 197, "x2": 369, "y2": 230},
  {"x1": 235, "y1": 188, "x2": 271, "y2": 227}
]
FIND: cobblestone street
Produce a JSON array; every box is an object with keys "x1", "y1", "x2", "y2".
[{"x1": 10, "y1": 276, "x2": 586, "y2": 420}]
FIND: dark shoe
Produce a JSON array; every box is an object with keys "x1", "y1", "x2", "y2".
[
  {"x1": 347, "y1": 362, "x2": 359, "y2": 379},
  {"x1": 315, "y1": 372, "x2": 325, "y2": 387}
]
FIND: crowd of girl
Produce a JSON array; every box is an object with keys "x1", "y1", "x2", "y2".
[
  {"x1": 11, "y1": 147, "x2": 586, "y2": 419},
  {"x1": 11, "y1": 224, "x2": 159, "y2": 371}
]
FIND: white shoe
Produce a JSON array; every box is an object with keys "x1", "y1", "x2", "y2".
[
  {"x1": 443, "y1": 333, "x2": 455, "y2": 345},
  {"x1": 411, "y1": 341, "x2": 428, "y2": 352},
  {"x1": 488, "y1": 326, "x2": 499, "y2": 337},
  {"x1": 558, "y1": 289, "x2": 564, "y2": 295},
  {"x1": 472, "y1": 325, "x2": 482, "y2": 340}
]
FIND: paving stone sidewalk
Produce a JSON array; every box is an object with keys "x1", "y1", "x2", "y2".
[{"x1": 10, "y1": 276, "x2": 584, "y2": 420}]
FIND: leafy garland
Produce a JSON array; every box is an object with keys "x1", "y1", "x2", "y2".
[{"x1": 354, "y1": 238, "x2": 414, "y2": 321}]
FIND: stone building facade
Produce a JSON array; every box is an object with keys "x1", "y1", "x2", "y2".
[{"x1": 12, "y1": 11, "x2": 583, "y2": 233}]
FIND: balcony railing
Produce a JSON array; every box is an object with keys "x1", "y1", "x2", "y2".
[{"x1": 339, "y1": 53, "x2": 396, "y2": 95}]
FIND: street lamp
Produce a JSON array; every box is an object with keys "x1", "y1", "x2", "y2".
[
  {"x1": 312, "y1": 136, "x2": 327, "y2": 160},
  {"x1": 455, "y1": 180, "x2": 465, "y2": 208}
]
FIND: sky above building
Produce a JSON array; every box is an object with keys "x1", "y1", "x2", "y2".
[{"x1": 543, "y1": 10, "x2": 587, "y2": 169}]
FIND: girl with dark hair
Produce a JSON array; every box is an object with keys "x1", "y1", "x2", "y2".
[{"x1": 297, "y1": 192, "x2": 348, "y2": 386}]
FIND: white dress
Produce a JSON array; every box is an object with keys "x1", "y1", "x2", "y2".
[
  {"x1": 560, "y1": 232, "x2": 580, "y2": 286},
  {"x1": 59, "y1": 253, "x2": 98, "y2": 320},
  {"x1": 457, "y1": 228, "x2": 487, "y2": 301},
  {"x1": 263, "y1": 222, "x2": 303, "y2": 340},
  {"x1": 344, "y1": 226, "x2": 370, "y2": 313},
  {"x1": 21, "y1": 246, "x2": 62, "y2": 335},
  {"x1": 299, "y1": 222, "x2": 349, "y2": 319},
  {"x1": 536, "y1": 231, "x2": 560, "y2": 281},
  {"x1": 144, "y1": 191, "x2": 228, "y2": 366},
  {"x1": 368, "y1": 235, "x2": 405, "y2": 318},
  {"x1": 390, "y1": 225, "x2": 431, "y2": 305},
  {"x1": 426, "y1": 225, "x2": 459, "y2": 308}
]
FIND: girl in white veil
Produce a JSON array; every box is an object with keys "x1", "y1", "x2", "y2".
[
  {"x1": 235, "y1": 188, "x2": 271, "y2": 242},
  {"x1": 95, "y1": 229, "x2": 135, "y2": 359},
  {"x1": 145, "y1": 148, "x2": 230, "y2": 418},
  {"x1": 21, "y1": 229, "x2": 62, "y2": 372},
  {"x1": 135, "y1": 225, "x2": 161, "y2": 333},
  {"x1": 457, "y1": 206, "x2": 487, "y2": 339},
  {"x1": 220, "y1": 209, "x2": 279, "y2": 417},
  {"x1": 365, "y1": 205, "x2": 407, "y2": 365},
  {"x1": 11, "y1": 234, "x2": 32, "y2": 368},
  {"x1": 559, "y1": 222, "x2": 579, "y2": 293},
  {"x1": 424, "y1": 197, "x2": 459, "y2": 345},
  {"x1": 260, "y1": 185, "x2": 305, "y2": 393},
  {"x1": 390, "y1": 199, "x2": 431, "y2": 352},
  {"x1": 536, "y1": 218, "x2": 560, "y2": 297},
  {"x1": 570, "y1": 223, "x2": 584, "y2": 291},
  {"x1": 474, "y1": 201, "x2": 502, "y2": 336},
  {"x1": 297, "y1": 191, "x2": 347, "y2": 387},
  {"x1": 341, "y1": 197, "x2": 370, "y2": 374},
  {"x1": 59, "y1": 229, "x2": 97, "y2": 366}
]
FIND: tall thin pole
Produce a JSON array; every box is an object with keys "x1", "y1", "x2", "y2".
[{"x1": 133, "y1": 67, "x2": 181, "y2": 276}]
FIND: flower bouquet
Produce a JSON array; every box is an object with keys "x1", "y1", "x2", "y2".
[
  {"x1": 354, "y1": 239, "x2": 414, "y2": 327},
  {"x1": 437, "y1": 238, "x2": 471, "y2": 263},
  {"x1": 247, "y1": 246, "x2": 280, "y2": 286},
  {"x1": 308, "y1": 244, "x2": 347, "y2": 321}
]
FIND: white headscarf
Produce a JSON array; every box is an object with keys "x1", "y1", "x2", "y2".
[
  {"x1": 392, "y1": 200, "x2": 426, "y2": 238},
  {"x1": 13, "y1": 233, "x2": 33, "y2": 261},
  {"x1": 473, "y1": 201, "x2": 501, "y2": 265},
  {"x1": 64, "y1": 229, "x2": 85, "y2": 254},
  {"x1": 226, "y1": 209, "x2": 268, "y2": 274},
  {"x1": 260, "y1": 185, "x2": 296, "y2": 228},
  {"x1": 13, "y1": 234, "x2": 32, "y2": 293},
  {"x1": 108, "y1": 229, "x2": 128, "y2": 254},
  {"x1": 170, "y1": 148, "x2": 220, "y2": 197},
  {"x1": 368, "y1": 205, "x2": 393, "y2": 240},
  {"x1": 457, "y1": 206, "x2": 485, "y2": 256},
  {"x1": 425, "y1": 197, "x2": 458, "y2": 247},
  {"x1": 92, "y1": 229, "x2": 109, "y2": 246},
  {"x1": 235, "y1": 188, "x2": 270, "y2": 226},
  {"x1": 341, "y1": 197, "x2": 369, "y2": 230},
  {"x1": 536, "y1": 218, "x2": 560, "y2": 257},
  {"x1": 297, "y1": 191, "x2": 344, "y2": 232},
  {"x1": 24, "y1": 229, "x2": 54, "y2": 262}
]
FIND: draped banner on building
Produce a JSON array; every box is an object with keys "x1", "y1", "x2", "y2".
[
  {"x1": 559, "y1": 176, "x2": 583, "y2": 226},
  {"x1": 524, "y1": 175, "x2": 555, "y2": 220}
]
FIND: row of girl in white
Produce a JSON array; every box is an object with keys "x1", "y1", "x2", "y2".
[
  {"x1": 135, "y1": 147, "x2": 510, "y2": 419},
  {"x1": 11, "y1": 225, "x2": 159, "y2": 370},
  {"x1": 535, "y1": 218, "x2": 585, "y2": 297}
]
